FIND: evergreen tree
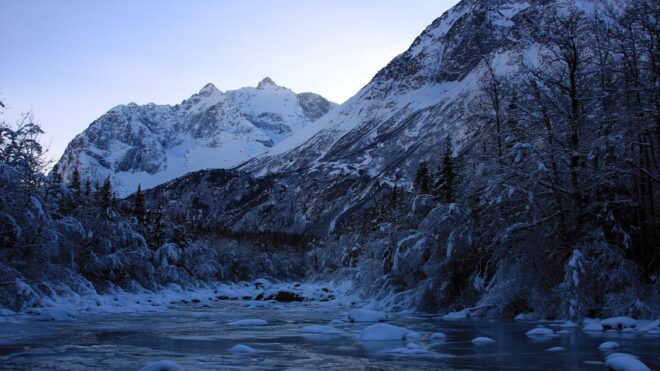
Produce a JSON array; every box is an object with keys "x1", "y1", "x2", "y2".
[
  {"x1": 69, "y1": 168, "x2": 81, "y2": 191},
  {"x1": 84, "y1": 178, "x2": 91, "y2": 197},
  {"x1": 51, "y1": 164, "x2": 62, "y2": 184},
  {"x1": 150, "y1": 204, "x2": 166, "y2": 248},
  {"x1": 99, "y1": 177, "x2": 112, "y2": 215},
  {"x1": 132, "y1": 184, "x2": 145, "y2": 224},
  {"x1": 436, "y1": 138, "x2": 456, "y2": 203},
  {"x1": 414, "y1": 162, "x2": 431, "y2": 194}
]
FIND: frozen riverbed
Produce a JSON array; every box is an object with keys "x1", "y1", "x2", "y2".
[{"x1": 0, "y1": 288, "x2": 658, "y2": 370}]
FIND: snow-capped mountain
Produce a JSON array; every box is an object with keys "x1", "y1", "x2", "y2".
[
  {"x1": 55, "y1": 78, "x2": 336, "y2": 195},
  {"x1": 149, "y1": 0, "x2": 546, "y2": 231},
  {"x1": 241, "y1": 0, "x2": 534, "y2": 178}
]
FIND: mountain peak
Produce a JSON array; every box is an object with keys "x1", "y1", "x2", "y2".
[
  {"x1": 257, "y1": 77, "x2": 279, "y2": 89},
  {"x1": 199, "y1": 82, "x2": 221, "y2": 95}
]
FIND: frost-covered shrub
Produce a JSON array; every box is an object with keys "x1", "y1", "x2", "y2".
[{"x1": 154, "y1": 243, "x2": 181, "y2": 267}]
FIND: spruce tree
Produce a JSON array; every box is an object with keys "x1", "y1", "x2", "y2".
[
  {"x1": 414, "y1": 162, "x2": 431, "y2": 194},
  {"x1": 69, "y1": 168, "x2": 81, "y2": 191},
  {"x1": 438, "y1": 138, "x2": 456, "y2": 203},
  {"x1": 84, "y1": 178, "x2": 91, "y2": 197},
  {"x1": 99, "y1": 177, "x2": 112, "y2": 215},
  {"x1": 51, "y1": 164, "x2": 62, "y2": 184},
  {"x1": 133, "y1": 184, "x2": 145, "y2": 224}
]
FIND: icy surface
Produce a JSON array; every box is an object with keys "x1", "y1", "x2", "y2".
[
  {"x1": 0, "y1": 298, "x2": 658, "y2": 370},
  {"x1": 298, "y1": 325, "x2": 341, "y2": 335}
]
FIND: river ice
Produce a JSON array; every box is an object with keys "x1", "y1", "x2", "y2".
[{"x1": 0, "y1": 284, "x2": 658, "y2": 370}]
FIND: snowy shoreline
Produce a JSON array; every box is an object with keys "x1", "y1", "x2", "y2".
[{"x1": 0, "y1": 279, "x2": 358, "y2": 324}]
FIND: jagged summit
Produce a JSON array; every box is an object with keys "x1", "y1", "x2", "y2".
[
  {"x1": 198, "y1": 82, "x2": 221, "y2": 95},
  {"x1": 257, "y1": 77, "x2": 279, "y2": 89},
  {"x1": 55, "y1": 79, "x2": 337, "y2": 195}
]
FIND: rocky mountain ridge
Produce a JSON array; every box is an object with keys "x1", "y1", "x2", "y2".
[{"x1": 55, "y1": 78, "x2": 336, "y2": 195}]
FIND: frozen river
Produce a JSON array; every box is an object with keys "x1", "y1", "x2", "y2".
[{"x1": 0, "y1": 297, "x2": 658, "y2": 370}]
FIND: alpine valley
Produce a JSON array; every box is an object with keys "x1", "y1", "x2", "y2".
[{"x1": 2, "y1": 0, "x2": 658, "y2": 333}]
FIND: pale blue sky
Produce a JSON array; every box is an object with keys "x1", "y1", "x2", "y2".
[{"x1": 0, "y1": 0, "x2": 458, "y2": 160}]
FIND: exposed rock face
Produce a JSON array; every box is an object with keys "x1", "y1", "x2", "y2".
[{"x1": 55, "y1": 78, "x2": 336, "y2": 196}]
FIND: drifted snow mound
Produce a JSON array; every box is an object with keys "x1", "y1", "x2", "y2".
[
  {"x1": 229, "y1": 344, "x2": 257, "y2": 354},
  {"x1": 139, "y1": 360, "x2": 184, "y2": 371},
  {"x1": 359, "y1": 324, "x2": 412, "y2": 341},
  {"x1": 345, "y1": 309, "x2": 388, "y2": 323},
  {"x1": 430, "y1": 332, "x2": 446, "y2": 339},
  {"x1": 471, "y1": 337, "x2": 495, "y2": 345},
  {"x1": 601, "y1": 317, "x2": 637, "y2": 330},
  {"x1": 298, "y1": 325, "x2": 341, "y2": 335},
  {"x1": 604, "y1": 353, "x2": 651, "y2": 371},
  {"x1": 526, "y1": 327, "x2": 555, "y2": 336},
  {"x1": 546, "y1": 347, "x2": 565, "y2": 352},
  {"x1": 599, "y1": 341, "x2": 620, "y2": 350},
  {"x1": 226, "y1": 319, "x2": 268, "y2": 326}
]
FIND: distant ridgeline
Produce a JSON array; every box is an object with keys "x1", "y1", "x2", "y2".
[{"x1": 1, "y1": 0, "x2": 658, "y2": 320}]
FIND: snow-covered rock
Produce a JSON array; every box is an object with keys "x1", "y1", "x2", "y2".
[
  {"x1": 430, "y1": 332, "x2": 446, "y2": 339},
  {"x1": 229, "y1": 344, "x2": 257, "y2": 354},
  {"x1": 359, "y1": 323, "x2": 411, "y2": 341},
  {"x1": 601, "y1": 317, "x2": 637, "y2": 330},
  {"x1": 471, "y1": 336, "x2": 495, "y2": 345},
  {"x1": 604, "y1": 353, "x2": 651, "y2": 371},
  {"x1": 139, "y1": 360, "x2": 184, "y2": 371},
  {"x1": 599, "y1": 341, "x2": 620, "y2": 350},
  {"x1": 345, "y1": 309, "x2": 388, "y2": 323},
  {"x1": 526, "y1": 327, "x2": 555, "y2": 336},
  {"x1": 226, "y1": 319, "x2": 268, "y2": 326}
]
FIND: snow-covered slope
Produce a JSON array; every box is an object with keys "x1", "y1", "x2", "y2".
[
  {"x1": 55, "y1": 78, "x2": 336, "y2": 196},
  {"x1": 239, "y1": 0, "x2": 587, "y2": 178}
]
